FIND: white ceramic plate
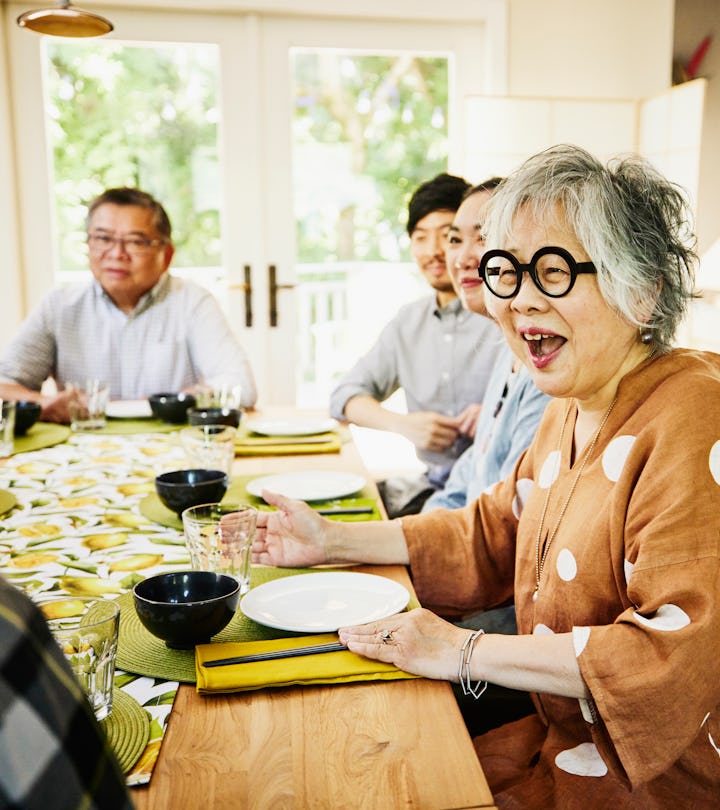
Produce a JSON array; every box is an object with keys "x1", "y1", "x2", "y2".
[
  {"x1": 106, "y1": 400, "x2": 153, "y2": 419},
  {"x1": 241, "y1": 572, "x2": 410, "y2": 632},
  {"x1": 245, "y1": 417, "x2": 337, "y2": 437},
  {"x1": 246, "y1": 471, "x2": 365, "y2": 502}
]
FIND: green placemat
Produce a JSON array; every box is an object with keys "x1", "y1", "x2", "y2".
[
  {"x1": 138, "y1": 475, "x2": 382, "y2": 530},
  {"x1": 98, "y1": 418, "x2": 182, "y2": 435},
  {"x1": 0, "y1": 489, "x2": 17, "y2": 517},
  {"x1": 115, "y1": 567, "x2": 420, "y2": 684},
  {"x1": 12, "y1": 423, "x2": 71, "y2": 454},
  {"x1": 101, "y1": 687, "x2": 151, "y2": 774}
]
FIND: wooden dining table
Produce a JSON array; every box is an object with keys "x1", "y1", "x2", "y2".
[{"x1": 132, "y1": 412, "x2": 496, "y2": 810}]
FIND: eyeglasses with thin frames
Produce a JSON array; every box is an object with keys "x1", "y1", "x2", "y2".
[
  {"x1": 87, "y1": 233, "x2": 166, "y2": 256},
  {"x1": 479, "y1": 246, "x2": 597, "y2": 298}
]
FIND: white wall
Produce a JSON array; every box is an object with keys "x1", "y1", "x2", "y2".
[
  {"x1": 507, "y1": 0, "x2": 674, "y2": 99},
  {"x1": 463, "y1": 95, "x2": 638, "y2": 182},
  {"x1": 462, "y1": 0, "x2": 679, "y2": 203}
]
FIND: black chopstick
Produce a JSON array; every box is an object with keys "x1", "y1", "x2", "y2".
[
  {"x1": 202, "y1": 641, "x2": 346, "y2": 667},
  {"x1": 315, "y1": 506, "x2": 374, "y2": 516}
]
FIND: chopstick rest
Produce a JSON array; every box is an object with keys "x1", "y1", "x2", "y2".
[{"x1": 203, "y1": 641, "x2": 346, "y2": 667}]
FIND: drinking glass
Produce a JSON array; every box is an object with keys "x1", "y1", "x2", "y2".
[
  {"x1": 194, "y1": 381, "x2": 243, "y2": 410},
  {"x1": 182, "y1": 502, "x2": 257, "y2": 594},
  {"x1": 0, "y1": 400, "x2": 16, "y2": 457},
  {"x1": 67, "y1": 379, "x2": 108, "y2": 431},
  {"x1": 180, "y1": 425, "x2": 236, "y2": 475},
  {"x1": 41, "y1": 596, "x2": 120, "y2": 720}
]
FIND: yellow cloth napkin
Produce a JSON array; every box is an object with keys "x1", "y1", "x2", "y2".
[
  {"x1": 195, "y1": 633, "x2": 418, "y2": 693},
  {"x1": 235, "y1": 433, "x2": 341, "y2": 456}
]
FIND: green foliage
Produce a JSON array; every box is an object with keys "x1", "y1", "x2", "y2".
[
  {"x1": 46, "y1": 41, "x2": 221, "y2": 271},
  {"x1": 46, "y1": 44, "x2": 448, "y2": 272},
  {"x1": 292, "y1": 52, "x2": 449, "y2": 262}
]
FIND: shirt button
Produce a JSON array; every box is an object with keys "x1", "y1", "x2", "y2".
[
  {"x1": 441, "y1": 371, "x2": 450, "y2": 380},
  {"x1": 444, "y1": 333, "x2": 453, "y2": 342}
]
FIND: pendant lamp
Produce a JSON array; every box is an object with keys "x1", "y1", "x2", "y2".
[{"x1": 17, "y1": 1, "x2": 114, "y2": 38}]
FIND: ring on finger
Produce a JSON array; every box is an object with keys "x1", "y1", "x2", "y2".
[{"x1": 380, "y1": 630, "x2": 394, "y2": 644}]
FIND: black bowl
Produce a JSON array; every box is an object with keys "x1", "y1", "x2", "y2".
[
  {"x1": 133, "y1": 571, "x2": 240, "y2": 649},
  {"x1": 188, "y1": 407, "x2": 242, "y2": 429},
  {"x1": 13, "y1": 401, "x2": 42, "y2": 436},
  {"x1": 155, "y1": 469, "x2": 229, "y2": 515},
  {"x1": 148, "y1": 393, "x2": 197, "y2": 424}
]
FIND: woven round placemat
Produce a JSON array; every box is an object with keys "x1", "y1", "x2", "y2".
[
  {"x1": 101, "y1": 687, "x2": 151, "y2": 774},
  {"x1": 13, "y1": 423, "x2": 71, "y2": 454},
  {"x1": 138, "y1": 478, "x2": 250, "y2": 530},
  {"x1": 115, "y1": 567, "x2": 318, "y2": 683}
]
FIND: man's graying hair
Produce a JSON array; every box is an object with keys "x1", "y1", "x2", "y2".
[
  {"x1": 482, "y1": 145, "x2": 698, "y2": 354},
  {"x1": 86, "y1": 187, "x2": 172, "y2": 241}
]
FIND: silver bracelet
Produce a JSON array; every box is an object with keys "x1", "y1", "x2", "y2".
[{"x1": 458, "y1": 629, "x2": 487, "y2": 700}]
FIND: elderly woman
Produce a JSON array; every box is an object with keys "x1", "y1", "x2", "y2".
[{"x1": 252, "y1": 145, "x2": 720, "y2": 807}]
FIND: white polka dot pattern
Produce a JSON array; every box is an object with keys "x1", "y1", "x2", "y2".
[
  {"x1": 578, "y1": 698, "x2": 595, "y2": 724},
  {"x1": 555, "y1": 742, "x2": 608, "y2": 777},
  {"x1": 533, "y1": 623, "x2": 554, "y2": 635},
  {"x1": 556, "y1": 548, "x2": 577, "y2": 581},
  {"x1": 633, "y1": 603, "x2": 691, "y2": 632},
  {"x1": 710, "y1": 441, "x2": 720, "y2": 485},
  {"x1": 512, "y1": 478, "x2": 534, "y2": 519},
  {"x1": 702, "y1": 713, "x2": 720, "y2": 759},
  {"x1": 572, "y1": 626, "x2": 591, "y2": 656},
  {"x1": 602, "y1": 435, "x2": 636, "y2": 482},
  {"x1": 538, "y1": 451, "x2": 561, "y2": 489}
]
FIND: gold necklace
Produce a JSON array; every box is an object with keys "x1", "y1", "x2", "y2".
[{"x1": 532, "y1": 397, "x2": 617, "y2": 601}]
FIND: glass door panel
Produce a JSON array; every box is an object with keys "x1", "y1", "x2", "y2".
[
  {"x1": 291, "y1": 50, "x2": 448, "y2": 405},
  {"x1": 262, "y1": 16, "x2": 490, "y2": 405},
  {"x1": 44, "y1": 40, "x2": 222, "y2": 285}
]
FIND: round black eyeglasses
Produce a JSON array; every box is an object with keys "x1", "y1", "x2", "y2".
[{"x1": 479, "y1": 246, "x2": 597, "y2": 299}]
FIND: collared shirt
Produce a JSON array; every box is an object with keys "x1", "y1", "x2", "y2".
[
  {"x1": 423, "y1": 344, "x2": 551, "y2": 511},
  {"x1": 0, "y1": 274, "x2": 258, "y2": 405},
  {"x1": 329, "y1": 295, "x2": 502, "y2": 486},
  {"x1": 0, "y1": 576, "x2": 133, "y2": 810}
]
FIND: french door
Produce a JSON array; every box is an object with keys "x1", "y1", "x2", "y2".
[{"x1": 5, "y1": 4, "x2": 503, "y2": 405}]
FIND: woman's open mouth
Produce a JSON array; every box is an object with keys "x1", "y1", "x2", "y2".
[{"x1": 521, "y1": 331, "x2": 566, "y2": 366}]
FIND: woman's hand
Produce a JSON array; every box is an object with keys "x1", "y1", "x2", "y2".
[
  {"x1": 339, "y1": 607, "x2": 469, "y2": 682},
  {"x1": 251, "y1": 490, "x2": 331, "y2": 567},
  {"x1": 454, "y1": 403, "x2": 483, "y2": 439}
]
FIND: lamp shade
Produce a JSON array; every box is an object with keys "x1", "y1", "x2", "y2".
[{"x1": 17, "y1": 3, "x2": 114, "y2": 38}]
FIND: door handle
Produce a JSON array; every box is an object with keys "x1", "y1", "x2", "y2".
[
  {"x1": 228, "y1": 265, "x2": 253, "y2": 327},
  {"x1": 268, "y1": 264, "x2": 295, "y2": 327}
]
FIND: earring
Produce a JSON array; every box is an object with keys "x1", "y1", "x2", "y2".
[{"x1": 640, "y1": 327, "x2": 653, "y2": 345}]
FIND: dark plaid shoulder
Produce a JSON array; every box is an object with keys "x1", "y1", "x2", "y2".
[{"x1": 0, "y1": 576, "x2": 133, "y2": 810}]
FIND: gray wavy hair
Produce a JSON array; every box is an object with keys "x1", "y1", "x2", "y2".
[{"x1": 482, "y1": 145, "x2": 698, "y2": 353}]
